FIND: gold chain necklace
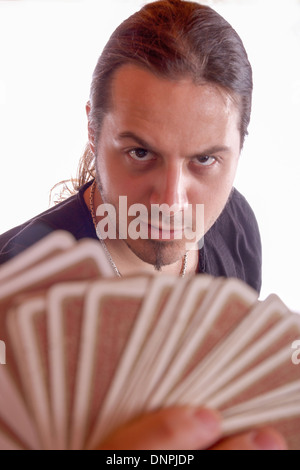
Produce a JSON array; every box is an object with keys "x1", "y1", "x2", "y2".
[{"x1": 89, "y1": 180, "x2": 188, "y2": 278}]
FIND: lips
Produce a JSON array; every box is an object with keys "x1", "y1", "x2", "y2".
[
  {"x1": 132, "y1": 218, "x2": 189, "y2": 241},
  {"x1": 147, "y1": 223, "x2": 185, "y2": 240},
  {"x1": 138, "y1": 218, "x2": 185, "y2": 231}
]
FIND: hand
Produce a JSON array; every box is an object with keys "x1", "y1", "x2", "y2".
[
  {"x1": 211, "y1": 427, "x2": 288, "y2": 450},
  {"x1": 97, "y1": 406, "x2": 287, "y2": 450}
]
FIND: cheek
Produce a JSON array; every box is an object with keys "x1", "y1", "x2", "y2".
[
  {"x1": 193, "y1": 167, "x2": 237, "y2": 229},
  {"x1": 96, "y1": 152, "x2": 125, "y2": 196},
  {"x1": 96, "y1": 154, "x2": 147, "y2": 206},
  {"x1": 205, "y1": 182, "x2": 232, "y2": 210}
]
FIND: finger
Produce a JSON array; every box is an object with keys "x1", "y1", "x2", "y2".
[
  {"x1": 98, "y1": 407, "x2": 222, "y2": 450},
  {"x1": 211, "y1": 427, "x2": 288, "y2": 451}
]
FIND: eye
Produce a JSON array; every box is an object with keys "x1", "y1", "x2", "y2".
[
  {"x1": 194, "y1": 155, "x2": 217, "y2": 166},
  {"x1": 128, "y1": 148, "x2": 154, "y2": 161}
]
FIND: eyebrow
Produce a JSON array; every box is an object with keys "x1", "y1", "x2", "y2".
[
  {"x1": 117, "y1": 132, "x2": 158, "y2": 154},
  {"x1": 117, "y1": 131, "x2": 231, "y2": 156}
]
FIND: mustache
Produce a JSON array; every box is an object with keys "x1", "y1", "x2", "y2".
[
  {"x1": 117, "y1": 207, "x2": 195, "y2": 231},
  {"x1": 138, "y1": 215, "x2": 192, "y2": 231}
]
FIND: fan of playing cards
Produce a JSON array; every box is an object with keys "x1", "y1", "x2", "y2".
[{"x1": 0, "y1": 231, "x2": 299, "y2": 450}]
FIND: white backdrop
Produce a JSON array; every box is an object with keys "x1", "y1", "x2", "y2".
[{"x1": 0, "y1": 0, "x2": 299, "y2": 312}]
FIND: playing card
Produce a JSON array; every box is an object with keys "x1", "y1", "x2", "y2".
[
  {"x1": 87, "y1": 274, "x2": 179, "y2": 446},
  {"x1": 91, "y1": 274, "x2": 182, "y2": 445},
  {"x1": 123, "y1": 274, "x2": 216, "y2": 413},
  {"x1": 206, "y1": 314, "x2": 300, "y2": 410},
  {"x1": 0, "y1": 365, "x2": 40, "y2": 449},
  {"x1": 6, "y1": 296, "x2": 53, "y2": 450},
  {"x1": 222, "y1": 381, "x2": 300, "y2": 415},
  {"x1": 0, "y1": 427, "x2": 24, "y2": 450},
  {"x1": 266, "y1": 413, "x2": 300, "y2": 450},
  {"x1": 71, "y1": 275, "x2": 151, "y2": 450},
  {"x1": 170, "y1": 294, "x2": 286, "y2": 404},
  {"x1": 204, "y1": 305, "x2": 300, "y2": 449},
  {"x1": 0, "y1": 231, "x2": 299, "y2": 450},
  {"x1": 221, "y1": 384, "x2": 300, "y2": 451},
  {"x1": 0, "y1": 237, "x2": 114, "y2": 391},
  {"x1": 46, "y1": 281, "x2": 91, "y2": 450},
  {"x1": 0, "y1": 237, "x2": 114, "y2": 312},
  {"x1": 160, "y1": 277, "x2": 258, "y2": 407},
  {"x1": 0, "y1": 230, "x2": 75, "y2": 283}
]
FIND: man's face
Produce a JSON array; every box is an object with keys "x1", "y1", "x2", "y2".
[{"x1": 91, "y1": 64, "x2": 241, "y2": 268}]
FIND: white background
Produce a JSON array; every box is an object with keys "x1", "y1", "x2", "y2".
[{"x1": 0, "y1": 0, "x2": 299, "y2": 312}]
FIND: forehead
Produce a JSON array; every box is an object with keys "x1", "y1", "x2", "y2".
[{"x1": 107, "y1": 64, "x2": 240, "y2": 150}]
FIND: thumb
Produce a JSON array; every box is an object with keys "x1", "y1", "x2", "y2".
[{"x1": 98, "y1": 407, "x2": 222, "y2": 450}]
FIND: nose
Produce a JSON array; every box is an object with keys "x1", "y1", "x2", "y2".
[{"x1": 149, "y1": 162, "x2": 189, "y2": 214}]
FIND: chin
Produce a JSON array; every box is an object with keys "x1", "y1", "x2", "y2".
[{"x1": 125, "y1": 238, "x2": 187, "y2": 268}]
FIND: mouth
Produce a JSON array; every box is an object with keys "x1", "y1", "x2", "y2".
[{"x1": 144, "y1": 221, "x2": 186, "y2": 241}]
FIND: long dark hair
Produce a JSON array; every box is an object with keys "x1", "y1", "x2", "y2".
[{"x1": 53, "y1": 0, "x2": 252, "y2": 201}]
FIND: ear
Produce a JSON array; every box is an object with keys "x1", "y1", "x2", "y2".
[{"x1": 86, "y1": 101, "x2": 96, "y2": 155}]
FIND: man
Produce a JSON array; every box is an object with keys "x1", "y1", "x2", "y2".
[
  {"x1": 0, "y1": 0, "x2": 285, "y2": 449},
  {"x1": 0, "y1": 0, "x2": 261, "y2": 292}
]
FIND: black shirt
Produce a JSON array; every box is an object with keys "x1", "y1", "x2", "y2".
[{"x1": 0, "y1": 182, "x2": 262, "y2": 293}]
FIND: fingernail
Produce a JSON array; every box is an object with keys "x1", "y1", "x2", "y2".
[
  {"x1": 193, "y1": 408, "x2": 222, "y2": 437},
  {"x1": 252, "y1": 429, "x2": 287, "y2": 450}
]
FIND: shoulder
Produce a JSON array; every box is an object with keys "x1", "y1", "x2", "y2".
[
  {"x1": 222, "y1": 188, "x2": 259, "y2": 228},
  {"x1": 203, "y1": 188, "x2": 262, "y2": 293},
  {"x1": 0, "y1": 183, "x2": 95, "y2": 265}
]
